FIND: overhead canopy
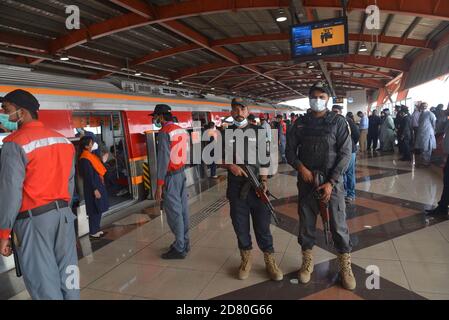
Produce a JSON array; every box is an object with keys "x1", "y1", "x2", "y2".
[{"x1": 0, "y1": 0, "x2": 448, "y2": 102}]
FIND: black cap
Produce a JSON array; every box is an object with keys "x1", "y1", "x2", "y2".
[
  {"x1": 332, "y1": 104, "x2": 343, "y2": 111},
  {"x1": 231, "y1": 97, "x2": 247, "y2": 108},
  {"x1": 0, "y1": 89, "x2": 40, "y2": 112},
  {"x1": 309, "y1": 81, "x2": 331, "y2": 97},
  {"x1": 149, "y1": 104, "x2": 171, "y2": 116},
  {"x1": 247, "y1": 114, "x2": 256, "y2": 121}
]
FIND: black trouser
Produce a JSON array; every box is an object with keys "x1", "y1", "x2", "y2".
[
  {"x1": 227, "y1": 180, "x2": 274, "y2": 253},
  {"x1": 400, "y1": 138, "x2": 412, "y2": 160},
  {"x1": 367, "y1": 131, "x2": 379, "y2": 150},
  {"x1": 438, "y1": 155, "x2": 449, "y2": 211}
]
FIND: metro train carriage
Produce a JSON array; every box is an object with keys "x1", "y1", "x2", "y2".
[{"x1": 0, "y1": 70, "x2": 293, "y2": 237}]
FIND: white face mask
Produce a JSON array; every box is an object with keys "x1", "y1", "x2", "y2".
[
  {"x1": 233, "y1": 118, "x2": 248, "y2": 128},
  {"x1": 91, "y1": 142, "x2": 99, "y2": 151},
  {"x1": 309, "y1": 99, "x2": 328, "y2": 112}
]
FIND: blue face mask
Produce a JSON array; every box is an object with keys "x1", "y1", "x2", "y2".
[
  {"x1": 153, "y1": 117, "x2": 162, "y2": 128},
  {"x1": 0, "y1": 113, "x2": 18, "y2": 131}
]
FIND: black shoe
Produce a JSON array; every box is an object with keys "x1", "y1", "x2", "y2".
[
  {"x1": 170, "y1": 242, "x2": 190, "y2": 253},
  {"x1": 425, "y1": 207, "x2": 448, "y2": 216},
  {"x1": 161, "y1": 247, "x2": 186, "y2": 260}
]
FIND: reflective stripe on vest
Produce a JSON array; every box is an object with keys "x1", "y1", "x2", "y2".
[
  {"x1": 22, "y1": 137, "x2": 72, "y2": 154},
  {"x1": 168, "y1": 128, "x2": 187, "y2": 139}
]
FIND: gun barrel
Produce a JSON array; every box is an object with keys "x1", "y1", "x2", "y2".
[{"x1": 323, "y1": 222, "x2": 331, "y2": 246}]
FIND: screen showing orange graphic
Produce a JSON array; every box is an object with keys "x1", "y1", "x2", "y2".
[
  {"x1": 311, "y1": 25, "x2": 346, "y2": 48},
  {"x1": 291, "y1": 17, "x2": 348, "y2": 59}
]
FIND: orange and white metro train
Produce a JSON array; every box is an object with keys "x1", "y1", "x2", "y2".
[{"x1": 0, "y1": 68, "x2": 294, "y2": 235}]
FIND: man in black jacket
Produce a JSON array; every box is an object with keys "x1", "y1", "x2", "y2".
[
  {"x1": 287, "y1": 84, "x2": 355, "y2": 291},
  {"x1": 367, "y1": 110, "x2": 382, "y2": 151},
  {"x1": 397, "y1": 106, "x2": 413, "y2": 161}
]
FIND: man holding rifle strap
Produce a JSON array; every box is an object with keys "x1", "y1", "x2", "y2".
[
  {"x1": 220, "y1": 97, "x2": 283, "y2": 282},
  {"x1": 286, "y1": 82, "x2": 356, "y2": 290}
]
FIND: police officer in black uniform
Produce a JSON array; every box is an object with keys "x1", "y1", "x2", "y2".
[
  {"x1": 221, "y1": 97, "x2": 283, "y2": 281},
  {"x1": 286, "y1": 82, "x2": 356, "y2": 290}
]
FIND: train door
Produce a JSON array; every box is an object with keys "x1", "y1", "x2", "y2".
[
  {"x1": 72, "y1": 111, "x2": 134, "y2": 214},
  {"x1": 192, "y1": 111, "x2": 210, "y2": 128}
]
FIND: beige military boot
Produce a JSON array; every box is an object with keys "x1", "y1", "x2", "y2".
[
  {"x1": 264, "y1": 252, "x2": 283, "y2": 281},
  {"x1": 298, "y1": 250, "x2": 314, "y2": 284},
  {"x1": 238, "y1": 249, "x2": 252, "y2": 280},
  {"x1": 338, "y1": 253, "x2": 357, "y2": 290}
]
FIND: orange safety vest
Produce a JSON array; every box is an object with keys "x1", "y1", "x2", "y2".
[
  {"x1": 156, "y1": 123, "x2": 188, "y2": 186},
  {"x1": 3, "y1": 121, "x2": 75, "y2": 213}
]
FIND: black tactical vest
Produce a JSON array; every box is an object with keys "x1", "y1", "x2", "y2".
[{"x1": 294, "y1": 111, "x2": 340, "y2": 174}]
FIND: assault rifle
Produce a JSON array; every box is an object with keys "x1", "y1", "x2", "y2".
[{"x1": 240, "y1": 165, "x2": 280, "y2": 225}]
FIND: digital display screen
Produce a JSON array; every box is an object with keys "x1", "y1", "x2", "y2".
[{"x1": 291, "y1": 17, "x2": 349, "y2": 59}]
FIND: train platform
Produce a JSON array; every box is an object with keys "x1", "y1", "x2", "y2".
[
  {"x1": 2, "y1": 152, "x2": 447, "y2": 301},
  {"x1": 1, "y1": 0, "x2": 449, "y2": 306}
]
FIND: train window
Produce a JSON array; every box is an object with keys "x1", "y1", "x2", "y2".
[
  {"x1": 163, "y1": 88, "x2": 170, "y2": 93},
  {"x1": 170, "y1": 90, "x2": 177, "y2": 94}
]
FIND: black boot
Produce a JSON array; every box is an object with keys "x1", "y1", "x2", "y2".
[{"x1": 425, "y1": 206, "x2": 448, "y2": 216}]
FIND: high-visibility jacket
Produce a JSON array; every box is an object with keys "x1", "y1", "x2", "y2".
[
  {"x1": 0, "y1": 121, "x2": 75, "y2": 239},
  {"x1": 156, "y1": 122, "x2": 189, "y2": 186}
]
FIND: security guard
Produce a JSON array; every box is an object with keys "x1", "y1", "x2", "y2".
[
  {"x1": 221, "y1": 97, "x2": 283, "y2": 281},
  {"x1": 286, "y1": 82, "x2": 356, "y2": 290},
  {"x1": 0, "y1": 89, "x2": 78, "y2": 299},
  {"x1": 152, "y1": 104, "x2": 190, "y2": 259}
]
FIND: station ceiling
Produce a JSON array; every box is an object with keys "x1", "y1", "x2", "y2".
[{"x1": 0, "y1": 0, "x2": 448, "y2": 102}]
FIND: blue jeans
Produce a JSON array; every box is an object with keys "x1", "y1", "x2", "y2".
[
  {"x1": 279, "y1": 135, "x2": 287, "y2": 162},
  {"x1": 343, "y1": 152, "x2": 356, "y2": 199}
]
